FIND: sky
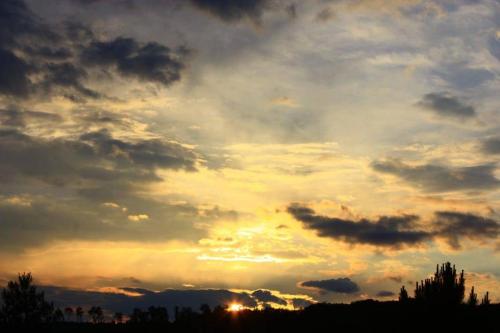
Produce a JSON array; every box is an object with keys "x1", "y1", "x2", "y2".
[{"x1": 0, "y1": 0, "x2": 499, "y2": 313}]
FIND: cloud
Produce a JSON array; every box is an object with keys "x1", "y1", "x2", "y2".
[
  {"x1": 0, "y1": 107, "x2": 62, "y2": 128},
  {"x1": 371, "y1": 159, "x2": 500, "y2": 192},
  {"x1": 288, "y1": 204, "x2": 499, "y2": 250},
  {"x1": 291, "y1": 298, "x2": 313, "y2": 309},
  {"x1": 0, "y1": 0, "x2": 189, "y2": 100},
  {"x1": 251, "y1": 289, "x2": 287, "y2": 306},
  {"x1": 0, "y1": 48, "x2": 33, "y2": 97},
  {"x1": 0, "y1": 128, "x2": 197, "y2": 186},
  {"x1": 0, "y1": 127, "x2": 208, "y2": 249},
  {"x1": 375, "y1": 290, "x2": 395, "y2": 297},
  {"x1": 433, "y1": 211, "x2": 500, "y2": 249},
  {"x1": 416, "y1": 92, "x2": 476, "y2": 119},
  {"x1": 481, "y1": 137, "x2": 500, "y2": 155},
  {"x1": 300, "y1": 278, "x2": 360, "y2": 294},
  {"x1": 287, "y1": 204, "x2": 431, "y2": 247},
  {"x1": 189, "y1": 0, "x2": 269, "y2": 23},
  {"x1": 81, "y1": 37, "x2": 190, "y2": 87},
  {"x1": 41, "y1": 286, "x2": 258, "y2": 316}
]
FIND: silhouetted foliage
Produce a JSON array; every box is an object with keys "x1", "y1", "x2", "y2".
[
  {"x1": 0, "y1": 273, "x2": 54, "y2": 324},
  {"x1": 481, "y1": 291, "x2": 490, "y2": 306},
  {"x1": 414, "y1": 262, "x2": 465, "y2": 306},
  {"x1": 88, "y1": 306, "x2": 104, "y2": 324},
  {"x1": 0, "y1": 267, "x2": 498, "y2": 332},
  {"x1": 467, "y1": 287, "x2": 478, "y2": 307},
  {"x1": 75, "y1": 306, "x2": 84, "y2": 322},
  {"x1": 64, "y1": 307, "x2": 74, "y2": 321},
  {"x1": 398, "y1": 285, "x2": 409, "y2": 303},
  {"x1": 114, "y1": 312, "x2": 123, "y2": 324}
]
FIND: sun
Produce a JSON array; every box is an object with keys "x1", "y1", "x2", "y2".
[{"x1": 228, "y1": 303, "x2": 243, "y2": 312}]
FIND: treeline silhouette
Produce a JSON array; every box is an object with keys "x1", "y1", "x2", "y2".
[{"x1": 0, "y1": 263, "x2": 498, "y2": 332}]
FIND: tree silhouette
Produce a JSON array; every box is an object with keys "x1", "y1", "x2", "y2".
[
  {"x1": 480, "y1": 291, "x2": 490, "y2": 306},
  {"x1": 113, "y1": 312, "x2": 123, "y2": 324},
  {"x1": 53, "y1": 308, "x2": 64, "y2": 322},
  {"x1": 398, "y1": 286, "x2": 409, "y2": 303},
  {"x1": 467, "y1": 287, "x2": 477, "y2": 307},
  {"x1": 414, "y1": 262, "x2": 465, "y2": 306},
  {"x1": 88, "y1": 306, "x2": 104, "y2": 324},
  {"x1": 0, "y1": 273, "x2": 54, "y2": 324},
  {"x1": 64, "y1": 307, "x2": 74, "y2": 321},
  {"x1": 75, "y1": 306, "x2": 84, "y2": 322}
]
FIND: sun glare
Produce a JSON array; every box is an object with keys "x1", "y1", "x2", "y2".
[{"x1": 228, "y1": 303, "x2": 243, "y2": 312}]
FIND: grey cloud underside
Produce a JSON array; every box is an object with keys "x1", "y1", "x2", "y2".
[
  {"x1": 0, "y1": 107, "x2": 62, "y2": 128},
  {"x1": 189, "y1": 0, "x2": 269, "y2": 23},
  {"x1": 416, "y1": 92, "x2": 476, "y2": 119},
  {"x1": 0, "y1": 128, "x2": 197, "y2": 186},
  {"x1": 481, "y1": 137, "x2": 500, "y2": 155},
  {"x1": 433, "y1": 211, "x2": 500, "y2": 249},
  {"x1": 0, "y1": 127, "x2": 213, "y2": 249},
  {"x1": 287, "y1": 204, "x2": 499, "y2": 249},
  {"x1": 376, "y1": 291, "x2": 395, "y2": 297},
  {"x1": 251, "y1": 289, "x2": 287, "y2": 305},
  {"x1": 300, "y1": 278, "x2": 360, "y2": 294},
  {"x1": 41, "y1": 286, "x2": 260, "y2": 316},
  {"x1": 0, "y1": 0, "x2": 189, "y2": 100},
  {"x1": 287, "y1": 204, "x2": 431, "y2": 247},
  {"x1": 371, "y1": 159, "x2": 499, "y2": 192}
]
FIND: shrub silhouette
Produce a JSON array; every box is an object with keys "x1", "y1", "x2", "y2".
[{"x1": 0, "y1": 273, "x2": 54, "y2": 324}]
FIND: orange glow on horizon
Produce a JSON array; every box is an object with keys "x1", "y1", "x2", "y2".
[{"x1": 227, "y1": 303, "x2": 244, "y2": 312}]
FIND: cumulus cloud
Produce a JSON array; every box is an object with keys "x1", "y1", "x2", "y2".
[
  {"x1": 0, "y1": 0, "x2": 189, "y2": 100},
  {"x1": 189, "y1": 0, "x2": 269, "y2": 23},
  {"x1": 300, "y1": 278, "x2": 360, "y2": 294},
  {"x1": 0, "y1": 128, "x2": 197, "y2": 186},
  {"x1": 481, "y1": 137, "x2": 500, "y2": 155},
  {"x1": 433, "y1": 211, "x2": 500, "y2": 249},
  {"x1": 371, "y1": 159, "x2": 499, "y2": 192},
  {"x1": 287, "y1": 204, "x2": 431, "y2": 247},
  {"x1": 251, "y1": 289, "x2": 287, "y2": 306},
  {"x1": 81, "y1": 37, "x2": 189, "y2": 87},
  {"x1": 288, "y1": 204, "x2": 499, "y2": 250},
  {"x1": 416, "y1": 92, "x2": 476, "y2": 119}
]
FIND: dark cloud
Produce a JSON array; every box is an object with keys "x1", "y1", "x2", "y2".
[
  {"x1": 371, "y1": 159, "x2": 499, "y2": 192},
  {"x1": 300, "y1": 278, "x2": 360, "y2": 294},
  {"x1": 433, "y1": 211, "x2": 500, "y2": 249},
  {"x1": 387, "y1": 276, "x2": 403, "y2": 283},
  {"x1": 0, "y1": 107, "x2": 62, "y2": 127},
  {"x1": 434, "y1": 65, "x2": 495, "y2": 90},
  {"x1": 81, "y1": 37, "x2": 189, "y2": 87},
  {"x1": 41, "y1": 286, "x2": 258, "y2": 317},
  {"x1": 291, "y1": 298, "x2": 313, "y2": 309},
  {"x1": 481, "y1": 137, "x2": 500, "y2": 155},
  {"x1": 0, "y1": 128, "x2": 196, "y2": 186},
  {"x1": 287, "y1": 204, "x2": 431, "y2": 247},
  {"x1": 251, "y1": 289, "x2": 287, "y2": 306},
  {"x1": 488, "y1": 35, "x2": 500, "y2": 60},
  {"x1": 0, "y1": 0, "x2": 57, "y2": 48},
  {"x1": 288, "y1": 204, "x2": 499, "y2": 250},
  {"x1": 376, "y1": 290, "x2": 395, "y2": 297},
  {"x1": 416, "y1": 92, "x2": 476, "y2": 119},
  {"x1": 189, "y1": 0, "x2": 268, "y2": 23},
  {"x1": 0, "y1": 0, "x2": 189, "y2": 100},
  {"x1": 0, "y1": 48, "x2": 33, "y2": 97}
]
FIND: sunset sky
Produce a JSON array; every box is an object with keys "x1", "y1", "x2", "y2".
[{"x1": 0, "y1": 0, "x2": 499, "y2": 311}]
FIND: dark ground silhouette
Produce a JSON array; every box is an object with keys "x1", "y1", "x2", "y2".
[{"x1": 1, "y1": 263, "x2": 498, "y2": 333}]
